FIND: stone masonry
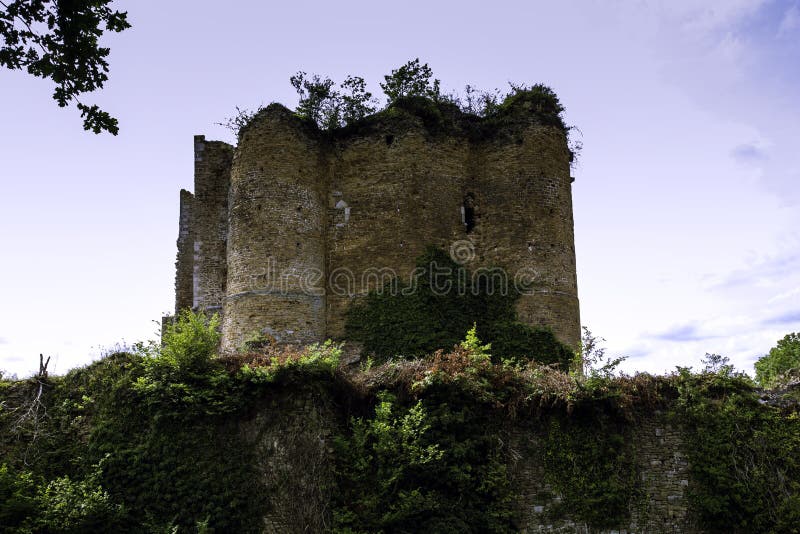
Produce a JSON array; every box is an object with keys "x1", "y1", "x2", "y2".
[{"x1": 170, "y1": 100, "x2": 581, "y2": 352}]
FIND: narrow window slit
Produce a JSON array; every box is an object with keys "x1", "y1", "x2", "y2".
[{"x1": 463, "y1": 193, "x2": 476, "y2": 233}]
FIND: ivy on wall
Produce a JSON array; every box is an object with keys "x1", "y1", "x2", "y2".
[
  {"x1": 673, "y1": 367, "x2": 800, "y2": 533},
  {"x1": 2, "y1": 311, "x2": 800, "y2": 533},
  {"x1": 345, "y1": 247, "x2": 574, "y2": 368}
]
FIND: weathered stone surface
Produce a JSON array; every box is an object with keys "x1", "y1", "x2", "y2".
[
  {"x1": 245, "y1": 387, "x2": 699, "y2": 533},
  {"x1": 508, "y1": 409, "x2": 696, "y2": 533},
  {"x1": 172, "y1": 102, "x2": 581, "y2": 352},
  {"x1": 238, "y1": 387, "x2": 336, "y2": 533},
  {"x1": 192, "y1": 135, "x2": 233, "y2": 313}
]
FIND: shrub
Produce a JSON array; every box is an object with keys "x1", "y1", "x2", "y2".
[
  {"x1": 0, "y1": 464, "x2": 37, "y2": 532},
  {"x1": 674, "y1": 367, "x2": 800, "y2": 532},
  {"x1": 755, "y1": 332, "x2": 800, "y2": 388},
  {"x1": 333, "y1": 391, "x2": 515, "y2": 533},
  {"x1": 35, "y1": 469, "x2": 123, "y2": 533},
  {"x1": 157, "y1": 310, "x2": 221, "y2": 375},
  {"x1": 237, "y1": 340, "x2": 342, "y2": 384},
  {"x1": 380, "y1": 58, "x2": 441, "y2": 104}
]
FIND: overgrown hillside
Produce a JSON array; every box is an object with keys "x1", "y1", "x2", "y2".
[{"x1": 1, "y1": 313, "x2": 799, "y2": 533}]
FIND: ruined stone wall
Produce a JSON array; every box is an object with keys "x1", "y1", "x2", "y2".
[
  {"x1": 477, "y1": 126, "x2": 580, "y2": 348},
  {"x1": 221, "y1": 108, "x2": 327, "y2": 352},
  {"x1": 245, "y1": 386, "x2": 698, "y2": 533},
  {"x1": 192, "y1": 135, "x2": 233, "y2": 313},
  {"x1": 509, "y1": 410, "x2": 694, "y2": 533},
  {"x1": 174, "y1": 189, "x2": 195, "y2": 314},
  {"x1": 325, "y1": 127, "x2": 469, "y2": 337},
  {"x1": 238, "y1": 387, "x2": 337, "y2": 533},
  {"x1": 175, "y1": 102, "x2": 581, "y2": 351}
]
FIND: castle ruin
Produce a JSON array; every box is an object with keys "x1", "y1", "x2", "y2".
[{"x1": 169, "y1": 97, "x2": 580, "y2": 352}]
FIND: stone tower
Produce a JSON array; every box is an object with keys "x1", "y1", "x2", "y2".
[{"x1": 171, "y1": 96, "x2": 580, "y2": 352}]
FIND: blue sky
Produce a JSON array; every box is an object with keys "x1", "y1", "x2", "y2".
[{"x1": 1, "y1": 0, "x2": 798, "y2": 377}]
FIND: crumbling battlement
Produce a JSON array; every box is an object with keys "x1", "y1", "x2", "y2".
[{"x1": 172, "y1": 99, "x2": 580, "y2": 352}]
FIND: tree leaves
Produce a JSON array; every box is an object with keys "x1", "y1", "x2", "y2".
[{"x1": 0, "y1": 0, "x2": 130, "y2": 134}]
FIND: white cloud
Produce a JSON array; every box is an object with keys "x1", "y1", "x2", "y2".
[
  {"x1": 768, "y1": 285, "x2": 800, "y2": 304},
  {"x1": 641, "y1": 0, "x2": 768, "y2": 34},
  {"x1": 778, "y1": 3, "x2": 800, "y2": 36}
]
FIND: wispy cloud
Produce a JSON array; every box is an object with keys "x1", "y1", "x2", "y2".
[
  {"x1": 705, "y1": 251, "x2": 800, "y2": 291},
  {"x1": 652, "y1": 323, "x2": 717, "y2": 342},
  {"x1": 0, "y1": 337, "x2": 8, "y2": 345},
  {"x1": 769, "y1": 285, "x2": 800, "y2": 304},
  {"x1": 778, "y1": 3, "x2": 800, "y2": 36},
  {"x1": 646, "y1": 0, "x2": 770, "y2": 34},
  {"x1": 762, "y1": 310, "x2": 800, "y2": 326},
  {"x1": 731, "y1": 143, "x2": 768, "y2": 163}
]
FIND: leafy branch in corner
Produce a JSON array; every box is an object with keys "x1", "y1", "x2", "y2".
[{"x1": 0, "y1": 0, "x2": 131, "y2": 134}]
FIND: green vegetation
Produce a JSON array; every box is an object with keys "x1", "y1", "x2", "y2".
[
  {"x1": 290, "y1": 72, "x2": 377, "y2": 129},
  {"x1": 1, "y1": 312, "x2": 799, "y2": 532},
  {"x1": 542, "y1": 414, "x2": 637, "y2": 528},
  {"x1": 334, "y1": 388, "x2": 515, "y2": 533},
  {"x1": 344, "y1": 247, "x2": 574, "y2": 368},
  {"x1": 0, "y1": 312, "x2": 341, "y2": 532},
  {"x1": 380, "y1": 58, "x2": 441, "y2": 104},
  {"x1": 0, "y1": 0, "x2": 131, "y2": 134},
  {"x1": 220, "y1": 59, "x2": 576, "y2": 154},
  {"x1": 674, "y1": 364, "x2": 800, "y2": 533},
  {"x1": 755, "y1": 332, "x2": 800, "y2": 388},
  {"x1": 0, "y1": 461, "x2": 124, "y2": 533}
]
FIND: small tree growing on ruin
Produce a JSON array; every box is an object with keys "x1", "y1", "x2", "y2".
[{"x1": 380, "y1": 58, "x2": 441, "y2": 104}]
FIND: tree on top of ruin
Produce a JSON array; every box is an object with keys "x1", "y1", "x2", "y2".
[{"x1": 380, "y1": 58, "x2": 441, "y2": 104}]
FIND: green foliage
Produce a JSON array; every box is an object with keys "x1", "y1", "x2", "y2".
[
  {"x1": 345, "y1": 247, "x2": 573, "y2": 368},
  {"x1": 485, "y1": 321, "x2": 574, "y2": 368},
  {"x1": 268, "y1": 60, "x2": 578, "y2": 164},
  {"x1": 333, "y1": 390, "x2": 515, "y2": 533},
  {"x1": 339, "y1": 75, "x2": 377, "y2": 124},
  {"x1": 133, "y1": 311, "x2": 234, "y2": 415},
  {"x1": 0, "y1": 464, "x2": 36, "y2": 532},
  {"x1": 3, "y1": 303, "x2": 798, "y2": 533},
  {"x1": 35, "y1": 465, "x2": 123, "y2": 532},
  {"x1": 291, "y1": 71, "x2": 339, "y2": 128},
  {"x1": 461, "y1": 323, "x2": 492, "y2": 361},
  {"x1": 0, "y1": 461, "x2": 123, "y2": 533},
  {"x1": 0, "y1": 0, "x2": 131, "y2": 134},
  {"x1": 673, "y1": 366, "x2": 800, "y2": 533},
  {"x1": 542, "y1": 414, "x2": 638, "y2": 528},
  {"x1": 456, "y1": 84, "x2": 503, "y2": 117},
  {"x1": 380, "y1": 58, "x2": 441, "y2": 104},
  {"x1": 578, "y1": 326, "x2": 626, "y2": 378},
  {"x1": 157, "y1": 310, "x2": 221, "y2": 374},
  {"x1": 290, "y1": 72, "x2": 376, "y2": 129},
  {"x1": 495, "y1": 83, "x2": 565, "y2": 128},
  {"x1": 238, "y1": 340, "x2": 342, "y2": 384},
  {"x1": 217, "y1": 105, "x2": 266, "y2": 140},
  {"x1": 755, "y1": 332, "x2": 800, "y2": 388}
]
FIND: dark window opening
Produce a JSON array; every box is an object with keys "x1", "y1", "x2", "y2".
[
  {"x1": 385, "y1": 134, "x2": 395, "y2": 146},
  {"x1": 463, "y1": 193, "x2": 476, "y2": 233}
]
